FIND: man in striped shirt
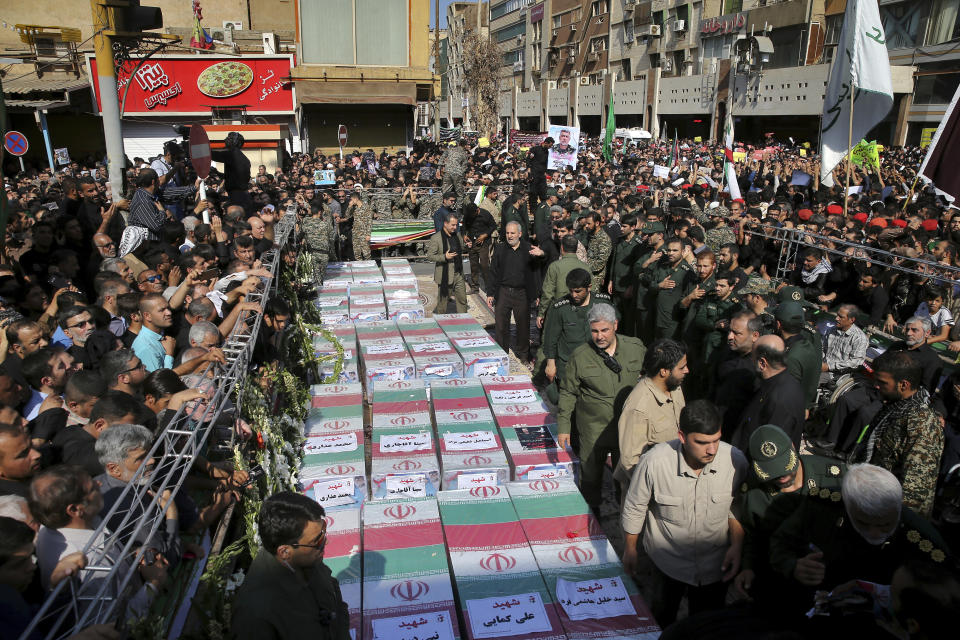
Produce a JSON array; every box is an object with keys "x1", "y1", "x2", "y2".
[{"x1": 821, "y1": 304, "x2": 868, "y2": 381}]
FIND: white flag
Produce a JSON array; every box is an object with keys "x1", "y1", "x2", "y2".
[
  {"x1": 820, "y1": 0, "x2": 893, "y2": 186},
  {"x1": 723, "y1": 111, "x2": 742, "y2": 201}
]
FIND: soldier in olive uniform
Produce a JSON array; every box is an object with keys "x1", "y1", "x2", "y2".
[
  {"x1": 776, "y1": 300, "x2": 824, "y2": 412},
  {"x1": 633, "y1": 221, "x2": 666, "y2": 344},
  {"x1": 439, "y1": 140, "x2": 470, "y2": 210},
  {"x1": 681, "y1": 272, "x2": 740, "y2": 398},
  {"x1": 347, "y1": 191, "x2": 373, "y2": 260},
  {"x1": 581, "y1": 212, "x2": 612, "y2": 293},
  {"x1": 300, "y1": 204, "x2": 335, "y2": 278},
  {"x1": 538, "y1": 234, "x2": 591, "y2": 325},
  {"x1": 608, "y1": 213, "x2": 642, "y2": 337},
  {"x1": 393, "y1": 185, "x2": 418, "y2": 219},
  {"x1": 734, "y1": 424, "x2": 847, "y2": 605},
  {"x1": 371, "y1": 177, "x2": 394, "y2": 219},
  {"x1": 645, "y1": 236, "x2": 698, "y2": 340},
  {"x1": 704, "y1": 213, "x2": 737, "y2": 255},
  {"x1": 558, "y1": 303, "x2": 646, "y2": 510},
  {"x1": 541, "y1": 268, "x2": 612, "y2": 404}
]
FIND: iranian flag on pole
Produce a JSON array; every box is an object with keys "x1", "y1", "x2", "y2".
[
  {"x1": 724, "y1": 112, "x2": 743, "y2": 200},
  {"x1": 669, "y1": 130, "x2": 678, "y2": 167}
]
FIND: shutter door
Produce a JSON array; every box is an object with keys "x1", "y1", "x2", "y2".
[{"x1": 121, "y1": 122, "x2": 179, "y2": 162}]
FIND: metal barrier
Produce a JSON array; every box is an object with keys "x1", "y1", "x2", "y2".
[{"x1": 18, "y1": 212, "x2": 296, "y2": 640}]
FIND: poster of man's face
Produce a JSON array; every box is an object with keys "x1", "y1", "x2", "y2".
[{"x1": 547, "y1": 125, "x2": 580, "y2": 170}]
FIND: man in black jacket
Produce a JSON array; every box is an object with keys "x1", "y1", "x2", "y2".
[
  {"x1": 210, "y1": 131, "x2": 252, "y2": 215},
  {"x1": 526, "y1": 137, "x2": 553, "y2": 213},
  {"x1": 462, "y1": 202, "x2": 497, "y2": 292},
  {"x1": 487, "y1": 222, "x2": 544, "y2": 366}
]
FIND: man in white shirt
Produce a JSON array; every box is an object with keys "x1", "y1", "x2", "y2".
[{"x1": 621, "y1": 399, "x2": 747, "y2": 627}]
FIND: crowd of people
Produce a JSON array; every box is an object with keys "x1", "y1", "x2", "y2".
[{"x1": 2, "y1": 126, "x2": 959, "y2": 639}]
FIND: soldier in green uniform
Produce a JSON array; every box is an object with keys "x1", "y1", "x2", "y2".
[
  {"x1": 580, "y1": 212, "x2": 612, "y2": 293},
  {"x1": 558, "y1": 303, "x2": 646, "y2": 510},
  {"x1": 645, "y1": 236, "x2": 697, "y2": 340},
  {"x1": 608, "y1": 213, "x2": 642, "y2": 337},
  {"x1": 439, "y1": 140, "x2": 470, "y2": 210},
  {"x1": 500, "y1": 192, "x2": 529, "y2": 241},
  {"x1": 769, "y1": 463, "x2": 950, "y2": 616},
  {"x1": 685, "y1": 273, "x2": 740, "y2": 379},
  {"x1": 371, "y1": 177, "x2": 393, "y2": 219},
  {"x1": 538, "y1": 234, "x2": 591, "y2": 326},
  {"x1": 532, "y1": 189, "x2": 558, "y2": 242},
  {"x1": 738, "y1": 277, "x2": 776, "y2": 327},
  {"x1": 393, "y1": 184, "x2": 418, "y2": 219},
  {"x1": 633, "y1": 220, "x2": 666, "y2": 344},
  {"x1": 734, "y1": 424, "x2": 847, "y2": 603},
  {"x1": 347, "y1": 191, "x2": 373, "y2": 261},
  {"x1": 541, "y1": 268, "x2": 612, "y2": 404},
  {"x1": 775, "y1": 300, "x2": 824, "y2": 412},
  {"x1": 703, "y1": 211, "x2": 737, "y2": 254},
  {"x1": 300, "y1": 203, "x2": 335, "y2": 278}
]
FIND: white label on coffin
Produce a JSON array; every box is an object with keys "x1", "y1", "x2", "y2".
[
  {"x1": 443, "y1": 430, "x2": 498, "y2": 451},
  {"x1": 312, "y1": 477, "x2": 356, "y2": 507},
  {"x1": 466, "y1": 592, "x2": 553, "y2": 638},
  {"x1": 489, "y1": 389, "x2": 537, "y2": 404},
  {"x1": 365, "y1": 343, "x2": 406, "y2": 355},
  {"x1": 459, "y1": 471, "x2": 498, "y2": 488},
  {"x1": 305, "y1": 432, "x2": 358, "y2": 454},
  {"x1": 527, "y1": 465, "x2": 568, "y2": 479},
  {"x1": 474, "y1": 361, "x2": 502, "y2": 375},
  {"x1": 555, "y1": 577, "x2": 638, "y2": 621},
  {"x1": 380, "y1": 432, "x2": 432, "y2": 452},
  {"x1": 455, "y1": 337, "x2": 495, "y2": 349},
  {"x1": 369, "y1": 367, "x2": 409, "y2": 381},
  {"x1": 411, "y1": 342, "x2": 449, "y2": 353},
  {"x1": 423, "y1": 365, "x2": 455, "y2": 377},
  {"x1": 317, "y1": 297, "x2": 347, "y2": 307},
  {"x1": 384, "y1": 473, "x2": 427, "y2": 497},
  {"x1": 372, "y1": 611, "x2": 456, "y2": 640}
]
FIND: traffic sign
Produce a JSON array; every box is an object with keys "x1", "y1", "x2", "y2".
[
  {"x1": 4, "y1": 131, "x2": 28, "y2": 157},
  {"x1": 338, "y1": 124, "x2": 348, "y2": 147},
  {"x1": 189, "y1": 124, "x2": 211, "y2": 179}
]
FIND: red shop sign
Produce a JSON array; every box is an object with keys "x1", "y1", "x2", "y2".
[{"x1": 86, "y1": 54, "x2": 295, "y2": 116}]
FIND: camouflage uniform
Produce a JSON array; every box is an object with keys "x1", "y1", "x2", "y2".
[
  {"x1": 371, "y1": 178, "x2": 394, "y2": 219},
  {"x1": 439, "y1": 145, "x2": 469, "y2": 208},
  {"x1": 301, "y1": 213, "x2": 334, "y2": 276},
  {"x1": 585, "y1": 228, "x2": 612, "y2": 293},
  {"x1": 349, "y1": 200, "x2": 373, "y2": 260},
  {"x1": 418, "y1": 192, "x2": 444, "y2": 222},
  {"x1": 393, "y1": 192, "x2": 418, "y2": 219},
  {"x1": 866, "y1": 394, "x2": 944, "y2": 518},
  {"x1": 704, "y1": 221, "x2": 737, "y2": 255}
]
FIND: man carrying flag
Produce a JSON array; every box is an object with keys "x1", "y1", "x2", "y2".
[
  {"x1": 603, "y1": 90, "x2": 616, "y2": 163},
  {"x1": 819, "y1": 0, "x2": 893, "y2": 189}
]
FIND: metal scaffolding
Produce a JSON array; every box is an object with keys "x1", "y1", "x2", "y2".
[{"x1": 18, "y1": 212, "x2": 296, "y2": 640}]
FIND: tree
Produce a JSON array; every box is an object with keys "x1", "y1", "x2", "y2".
[{"x1": 462, "y1": 32, "x2": 501, "y2": 139}]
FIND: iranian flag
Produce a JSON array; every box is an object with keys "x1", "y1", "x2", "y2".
[{"x1": 724, "y1": 112, "x2": 743, "y2": 200}]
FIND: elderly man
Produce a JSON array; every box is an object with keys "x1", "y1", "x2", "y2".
[
  {"x1": 821, "y1": 303, "x2": 868, "y2": 381},
  {"x1": 770, "y1": 464, "x2": 947, "y2": 614},
  {"x1": 733, "y1": 334, "x2": 806, "y2": 452},
  {"x1": 558, "y1": 303, "x2": 646, "y2": 510},
  {"x1": 426, "y1": 213, "x2": 468, "y2": 314},
  {"x1": 614, "y1": 339, "x2": 688, "y2": 491},
  {"x1": 621, "y1": 400, "x2": 747, "y2": 627},
  {"x1": 487, "y1": 221, "x2": 544, "y2": 365},
  {"x1": 863, "y1": 351, "x2": 944, "y2": 518},
  {"x1": 231, "y1": 491, "x2": 350, "y2": 640}
]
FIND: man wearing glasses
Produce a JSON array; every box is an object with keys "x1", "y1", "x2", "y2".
[
  {"x1": 59, "y1": 307, "x2": 96, "y2": 369},
  {"x1": 231, "y1": 491, "x2": 350, "y2": 640}
]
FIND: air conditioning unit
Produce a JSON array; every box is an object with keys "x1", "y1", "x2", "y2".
[
  {"x1": 637, "y1": 24, "x2": 662, "y2": 37},
  {"x1": 553, "y1": 28, "x2": 559, "y2": 38},
  {"x1": 570, "y1": 23, "x2": 577, "y2": 32},
  {"x1": 566, "y1": 54, "x2": 576, "y2": 63},
  {"x1": 513, "y1": 60, "x2": 524, "y2": 72},
  {"x1": 580, "y1": 76, "x2": 591, "y2": 85},
  {"x1": 588, "y1": 52, "x2": 600, "y2": 62},
  {"x1": 663, "y1": 59, "x2": 673, "y2": 72},
  {"x1": 516, "y1": 35, "x2": 523, "y2": 46},
  {"x1": 223, "y1": 21, "x2": 243, "y2": 30},
  {"x1": 547, "y1": 80, "x2": 558, "y2": 89},
  {"x1": 262, "y1": 32, "x2": 277, "y2": 54},
  {"x1": 673, "y1": 20, "x2": 686, "y2": 32},
  {"x1": 625, "y1": 31, "x2": 635, "y2": 44}
]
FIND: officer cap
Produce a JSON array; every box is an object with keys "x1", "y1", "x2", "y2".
[
  {"x1": 777, "y1": 285, "x2": 818, "y2": 309},
  {"x1": 737, "y1": 277, "x2": 774, "y2": 296},
  {"x1": 545, "y1": 188, "x2": 559, "y2": 197},
  {"x1": 748, "y1": 424, "x2": 799, "y2": 481},
  {"x1": 774, "y1": 301, "x2": 805, "y2": 325},
  {"x1": 640, "y1": 221, "x2": 665, "y2": 234}
]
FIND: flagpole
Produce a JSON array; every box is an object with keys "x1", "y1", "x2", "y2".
[
  {"x1": 843, "y1": 87, "x2": 855, "y2": 217},
  {"x1": 902, "y1": 174, "x2": 920, "y2": 211}
]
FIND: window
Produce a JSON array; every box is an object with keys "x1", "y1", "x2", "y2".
[
  {"x1": 824, "y1": 14, "x2": 843, "y2": 45},
  {"x1": 914, "y1": 64, "x2": 960, "y2": 104},
  {"x1": 300, "y1": 0, "x2": 408, "y2": 65},
  {"x1": 624, "y1": 20, "x2": 635, "y2": 43},
  {"x1": 676, "y1": 4, "x2": 689, "y2": 23},
  {"x1": 495, "y1": 22, "x2": 527, "y2": 42},
  {"x1": 591, "y1": 0, "x2": 609, "y2": 16},
  {"x1": 927, "y1": 0, "x2": 960, "y2": 45},
  {"x1": 880, "y1": 2, "x2": 926, "y2": 49},
  {"x1": 552, "y1": 15, "x2": 562, "y2": 29},
  {"x1": 590, "y1": 37, "x2": 608, "y2": 53},
  {"x1": 653, "y1": 10, "x2": 663, "y2": 27}
]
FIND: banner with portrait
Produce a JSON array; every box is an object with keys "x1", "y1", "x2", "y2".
[{"x1": 547, "y1": 124, "x2": 580, "y2": 171}]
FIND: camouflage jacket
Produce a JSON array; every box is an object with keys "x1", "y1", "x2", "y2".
[
  {"x1": 348, "y1": 202, "x2": 373, "y2": 234},
  {"x1": 868, "y1": 394, "x2": 944, "y2": 518},
  {"x1": 301, "y1": 215, "x2": 334, "y2": 253},
  {"x1": 586, "y1": 228, "x2": 612, "y2": 290},
  {"x1": 705, "y1": 223, "x2": 737, "y2": 254},
  {"x1": 439, "y1": 146, "x2": 470, "y2": 175}
]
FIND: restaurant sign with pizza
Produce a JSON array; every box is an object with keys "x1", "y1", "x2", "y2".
[{"x1": 85, "y1": 54, "x2": 295, "y2": 116}]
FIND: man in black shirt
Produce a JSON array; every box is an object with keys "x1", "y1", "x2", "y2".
[
  {"x1": 487, "y1": 221, "x2": 545, "y2": 366},
  {"x1": 526, "y1": 137, "x2": 553, "y2": 213},
  {"x1": 850, "y1": 268, "x2": 890, "y2": 328},
  {"x1": 211, "y1": 131, "x2": 252, "y2": 215},
  {"x1": 462, "y1": 202, "x2": 497, "y2": 292}
]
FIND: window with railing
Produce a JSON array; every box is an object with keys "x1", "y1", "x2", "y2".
[{"x1": 592, "y1": 0, "x2": 610, "y2": 16}]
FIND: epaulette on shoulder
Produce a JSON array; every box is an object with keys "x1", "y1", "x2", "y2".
[
  {"x1": 553, "y1": 299, "x2": 571, "y2": 308},
  {"x1": 594, "y1": 292, "x2": 612, "y2": 301}
]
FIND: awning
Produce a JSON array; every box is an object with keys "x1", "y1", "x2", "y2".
[
  {"x1": 753, "y1": 36, "x2": 774, "y2": 55},
  {"x1": 5, "y1": 98, "x2": 70, "y2": 110},
  {"x1": 2, "y1": 74, "x2": 89, "y2": 95},
  {"x1": 294, "y1": 80, "x2": 417, "y2": 107}
]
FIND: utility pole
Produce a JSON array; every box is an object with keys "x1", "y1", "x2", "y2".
[{"x1": 90, "y1": 0, "x2": 126, "y2": 199}]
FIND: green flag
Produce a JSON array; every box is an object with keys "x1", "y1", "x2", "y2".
[
  {"x1": 669, "y1": 130, "x2": 678, "y2": 166},
  {"x1": 602, "y1": 91, "x2": 615, "y2": 162}
]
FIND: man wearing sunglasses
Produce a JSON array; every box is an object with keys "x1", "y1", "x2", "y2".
[{"x1": 232, "y1": 491, "x2": 350, "y2": 640}]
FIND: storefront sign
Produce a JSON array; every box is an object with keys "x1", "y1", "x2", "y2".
[
  {"x1": 86, "y1": 54, "x2": 295, "y2": 116},
  {"x1": 699, "y1": 13, "x2": 746, "y2": 37}
]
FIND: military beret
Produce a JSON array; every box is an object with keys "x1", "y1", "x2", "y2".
[
  {"x1": 797, "y1": 208, "x2": 813, "y2": 221},
  {"x1": 853, "y1": 212, "x2": 869, "y2": 223},
  {"x1": 748, "y1": 424, "x2": 799, "y2": 481},
  {"x1": 870, "y1": 218, "x2": 888, "y2": 228},
  {"x1": 921, "y1": 219, "x2": 939, "y2": 232},
  {"x1": 891, "y1": 218, "x2": 908, "y2": 228},
  {"x1": 826, "y1": 204, "x2": 843, "y2": 215}
]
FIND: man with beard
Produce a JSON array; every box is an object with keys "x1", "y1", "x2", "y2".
[
  {"x1": 734, "y1": 424, "x2": 846, "y2": 604},
  {"x1": 428, "y1": 213, "x2": 469, "y2": 314},
  {"x1": 851, "y1": 268, "x2": 890, "y2": 329},
  {"x1": 580, "y1": 212, "x2": 612, "y2": 293},
  {"x1": 614, "y1": 339, "x2": 688, "y2": 491},
  {"x1": 769, "y1": 464, "x2": 948, "y2": 615},
  {"x1": 487, "y1": 221, "x2": 544, "y2": 365},
  {"x1": 647, "y1": 236, "x2": 697, "y2": 340},
  {"x1": 716, "y1": 243, "x2": 748, "y2": 291},
  {"x1": 78, "y1": 175, "x2": 124, "y2": 242},
  {"x1": 862, "y1": 351, "x2": 943, "y2": 518}
]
